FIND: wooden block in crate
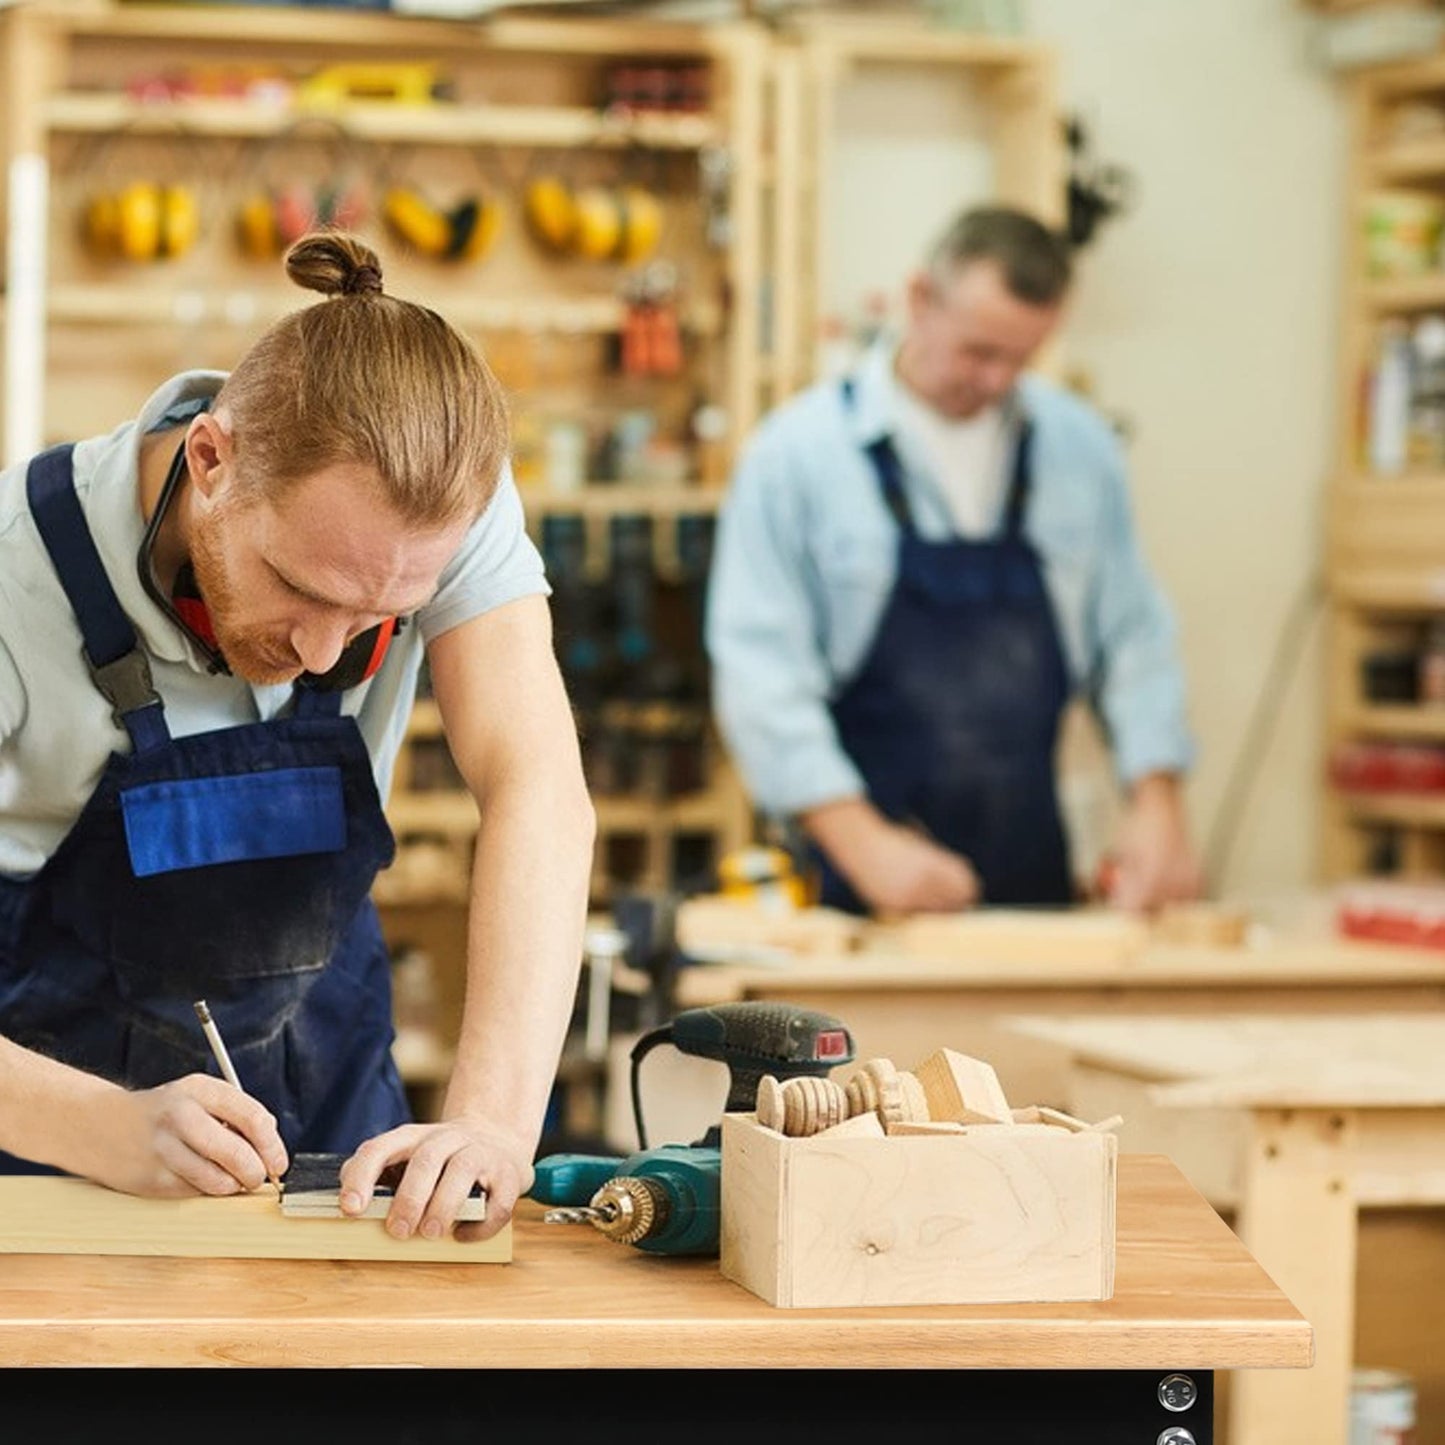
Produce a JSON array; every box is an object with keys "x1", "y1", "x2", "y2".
[
  {"x1": 720, "y1": 1112, "x2": 1116, "y2": 1308},
  {"x1": 912, "y1": 1046, "x2": 1012, "y2": 1124}
]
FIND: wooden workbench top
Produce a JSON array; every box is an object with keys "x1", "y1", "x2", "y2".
[{"x1": 0, "y1": 1156, "x2": 1309, "y2": 1370}]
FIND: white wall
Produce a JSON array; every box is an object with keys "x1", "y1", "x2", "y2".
[{"x1": 820, "y1": 0, "x2": 1343, "y2": 896}]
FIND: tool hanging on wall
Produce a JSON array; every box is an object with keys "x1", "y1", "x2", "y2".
[
  {"x1": 540, "y1": 512, "x2": 608, "y2": 712},
  {"x1": 717, "y1": 844, "x2": 809, "y2": 911},
  {"x1": 1062, "y1": 111, "x2": 1134, "y2": 250},
  {"x1": 78, "y1": 122, "x2": 202, "y2": 263},
  {"x1": 674, "y1": 510, "x2": 715, "y2": 704},
  {"x1": 698, "y1": 143, "x2": 732, "y2": 250},
  {"x1": 234, "y1": 118, "x2": 371, "y2": 260},
  {"x1": 294, "y1": 61, "x2": 450, "y2": 109},
  {"x1": 608, "y1": 512, "x2": 661, "y2": 700},
  {"x1": 619, "y1": 260, "x2": 682, "y2": 378}
]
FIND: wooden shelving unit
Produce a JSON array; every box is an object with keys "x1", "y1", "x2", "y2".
[{"x1": 1324, "y1": 47, "x2": 1445, "y2": 879}]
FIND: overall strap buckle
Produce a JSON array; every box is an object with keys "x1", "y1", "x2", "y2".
[{"x1": 85, "y1": 646, "x2": 160, "y2": 729}]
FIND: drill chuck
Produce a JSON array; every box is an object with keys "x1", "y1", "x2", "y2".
[
  {"x1": 536, "y1": 1143, "x2": 721, "y2": 1255},
  {"x1": 589, "y1": 1176, "x2": 669, "y2": 1245}
]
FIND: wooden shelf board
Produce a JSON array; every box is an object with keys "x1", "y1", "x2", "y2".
[
  {"x1": 385, "y1": 792, "x2": 479, "y2": 838},
  {"x1": 1329, "y1": 568, "x2": 1445, "y2": 610},
  {"x1": 1363, "y1": 273, "x2": 1445, "y2": 312},
  {"x1": 782, "y1": 17, "x2": 1039, "y2": 69},
  {"x1": 594, "y1": 786, "x2": 736, "y2": 833},
  {"x1": 45, "y1": 284, "x2": 720, "y2": 337},
  {"x1": 406, "y1": 699, "x2": 444, "y2": 739},
  {"x1": 373, "y1": 882, "x2": 468, "y2": 908},
  {"x1": 388, "y1": 785, "x2": 737, "y2": 838},
  {"x1": 521, "y1": 484, "x2": 726, "y2": 517},
  {"x1": 1337, "y1": 471, "x2": 1445, "y2": 491},
  {"x1": 1339, "y1": 791, "x2": 1445, "y2": 828},
  {"x1": 1366, "y1": 52, "x2": 1445, "y2": 100},
  {"x1": 1348, "y1": 705, "x2": 1445, "y2": 741},
  {"x1": 1368, "y1": 135, "x2": 1445, "y2": 184},
  {"x1": 54, "y1": 3, "x2": 722, "y2": 57},
  {"x1": 44, "y1": 93, "x2": 719, "y2": 150}
]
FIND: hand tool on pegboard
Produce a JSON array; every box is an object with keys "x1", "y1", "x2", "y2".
[{"x1": 620, "y1": 261, "x2": 683, "y2": 378}]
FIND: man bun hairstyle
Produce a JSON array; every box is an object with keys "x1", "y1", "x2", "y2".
[
  {"x1": 927, "y1": 205, "x2": 1073, "y2": 307},
  {"x1": 215, "y1": 229, "x2": 509, "y2": 528}
]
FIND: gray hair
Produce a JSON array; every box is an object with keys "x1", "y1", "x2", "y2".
[{"x1": 926, "y1": 206, "x2": 1072, "y2": 306}]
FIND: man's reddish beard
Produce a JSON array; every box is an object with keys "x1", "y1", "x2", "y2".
[{"x1": 189, "y1": 501, "x2": 303, "y2": 685}]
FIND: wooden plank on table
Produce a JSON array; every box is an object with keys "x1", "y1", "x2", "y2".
[
  {"x1": 0, "y1": 1178, "x2": 509, "y2": 1262},
  {"x1": 868, "y1": 907, "x2": 1152, "y2": 967},
  {"x1": 674, "y1": 896, "x2": 866, "y2": 958}
]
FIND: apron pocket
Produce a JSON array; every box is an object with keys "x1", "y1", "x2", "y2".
[{"x1": 120, "y1": 766, "x2": 347, "y2": 877}]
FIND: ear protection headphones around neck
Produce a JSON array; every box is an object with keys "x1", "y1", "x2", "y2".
[{"x1": 137, "y1": 439, "x2": 402, "y2": 693}]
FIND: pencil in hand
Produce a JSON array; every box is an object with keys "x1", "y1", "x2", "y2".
[{"x1": 192, "y1": 998, "x2": 283, "y2": 1196}]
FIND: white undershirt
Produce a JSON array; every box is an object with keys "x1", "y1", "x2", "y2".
[{"x1": 887, "y1": 365, "x2": 1011, "y2": 537}]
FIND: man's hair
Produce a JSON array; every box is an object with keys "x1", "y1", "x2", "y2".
[
  {"x1": 215, "y1": 230, "x2": 510, "y2": 529},
  {"x1": 926, "y1": 206, "x2": 1073, "y2": 307}
]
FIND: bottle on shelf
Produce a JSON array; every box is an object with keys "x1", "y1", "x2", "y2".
[
  {"x1": 1408, "y1": 314, "x2": 1445, "y2": 469},
  {"x1": 1368, "y1": 319, "x2": 1413, "y2": 476},
  {"x1": 1418, "y1": 617, "x2": 1445, "y2": 707}
]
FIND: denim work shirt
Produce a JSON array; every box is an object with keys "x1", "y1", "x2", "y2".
[{"x1": 704, "y1": 346, "x2": 1196, "y2": 818}]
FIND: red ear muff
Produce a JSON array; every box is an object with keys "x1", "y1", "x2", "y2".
[
  {"x1": 359, "y1": 616, "x2": 397, "y2": 682},
  {"x1": 303, "y1": 616, "x2": 401, "y2": 693}
]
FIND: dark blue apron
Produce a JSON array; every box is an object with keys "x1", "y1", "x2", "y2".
[
  {"x1": 0, "y1": 445, "x2": 410, "y2": 1174},
  {"x1": 818, "y1": 382, "x2": 1074, "y2": 912}
]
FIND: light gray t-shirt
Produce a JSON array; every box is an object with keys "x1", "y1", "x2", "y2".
[{"x1": 0, "y1": 370, "x2": 549, "y2": 877}]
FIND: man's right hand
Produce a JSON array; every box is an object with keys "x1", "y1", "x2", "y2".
[
  {"x1": 803, "y1": 797, "x2": 980, "y2": 915},
  {"x1": 86, "y1": 1074, "x2": 289, "y2": 1198}
]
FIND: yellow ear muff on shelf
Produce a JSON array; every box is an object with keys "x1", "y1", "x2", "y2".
[
  {"x1": 383, "y1": 187, "x2": 501, "y2": 262},
  {"x1": 83, "y1": 192, "x2": 122, "y2": 256},
  {"x1": 572, "y1": 185, "x2": 623, "y2": 262},
  {"x1": 237, "y1": 191, "x2": 280, "y2": 261},
  {"x1": 383, "y1": 187, "x2": 452, "y2": 257},
  {"x1": 616, "y1": 185, "x2": 662, "y2": 266},
  {"x1": 448, "y1": 195, "x2": 503, "y2": 262},
  {"x1": 524, "y1": 175, "x2": 578, "y2": 253},
  {"x1": 158, "y1": 184, "x2": 199, "y2": 258},
  {"x1": 85, "y1": 181, "x2": 198, "y2": 262}
]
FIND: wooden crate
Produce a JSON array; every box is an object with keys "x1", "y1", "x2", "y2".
[{"x1": 720, "y1": 1112, "x2": 1116, "y2": 1308}]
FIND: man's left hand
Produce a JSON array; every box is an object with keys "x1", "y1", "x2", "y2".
[
  {"x1": 1108, "y1": 772, "x2": 1203, "y2": 914},
  {"x1": 338, "y1": 1117, "x2": 535, "y2": 1243}
]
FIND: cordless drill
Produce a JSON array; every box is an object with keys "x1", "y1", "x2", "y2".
[{"x1": 532, "y1": 1000, "x2": 855, "y2": 1255}]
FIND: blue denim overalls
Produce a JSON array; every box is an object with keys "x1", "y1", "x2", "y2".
[
  {"x1": 819, "y1": 384, "x2": 1074, "y2": 912},
  {"x1": 0, "y1": 445, "x2": 410, "y2": 1172}
]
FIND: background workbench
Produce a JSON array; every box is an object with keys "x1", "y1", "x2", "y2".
[
  {"x1": 1002, "y1": 1013, "x2": 1445, "y2": 1445},
  {"x1": 640, "y1": 896, "x2": 1445, "y2": 1140}
]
